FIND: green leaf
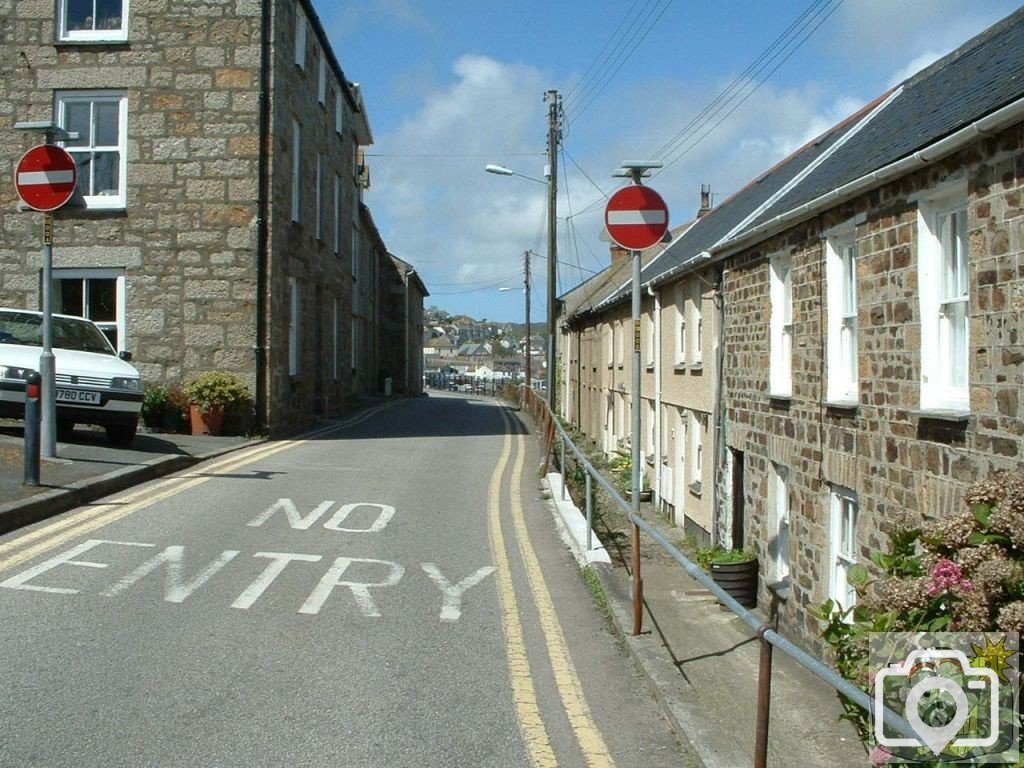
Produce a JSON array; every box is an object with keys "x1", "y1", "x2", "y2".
[
  {"x1": 968, "y1": 531, "x2": 1012, "y2": 547},
  {"x1": 971, "y1": 503, "x2": 992, "y2": 527},
  {"x1": 848, "y1": 563, "x2": 870, "y2": 587}
]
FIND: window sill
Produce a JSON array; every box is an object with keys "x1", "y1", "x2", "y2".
[
  {"x1": 645, "y1": 363, "x2": 654, "y2": 372},
  {"x1": 673, "y1": 363, "x2": 687, "y2": 374},
  {"x1": 769, "y1": 394, "x2": 792, "y2": 408},
  {"x1": 825, "y1": 400, "x2": 858, "y2": 413},
  {"x1": 689, "y1": 362, "x2": 703, "y2": 373},
  {"x1": 688, "y1": 480, "x2": 702, "y2": 498},
  {"x1": 55, "y1": 37, "x2": 129, "y2": 46},
  {"x1": 912, "y1": 409, "x2": 971, "y2": 423}
]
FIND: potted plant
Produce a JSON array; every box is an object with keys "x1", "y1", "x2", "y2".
[
  {"x1": 609, "y1": 449, "x2": 653, "y2": 501},
  {"x1": 698, "y1": 546, "x2": 759, "y2": 608},
  {"x1": 182, "y1": 371, "x2": 252, "y2": 436},
  {"x1": 141, "y1": 383, "x2": 168, "y2": 430}
]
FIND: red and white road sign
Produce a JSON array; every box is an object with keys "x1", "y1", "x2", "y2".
[
  {"x1": 604, "y1": 185, "x2": 669, "y2": 251},
  {"x1": 15, "y1": 144, "x2": 77, "y2": 212}
]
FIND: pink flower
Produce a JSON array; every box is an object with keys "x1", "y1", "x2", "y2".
[
  {"x1": 869, "y1": 745, "x2": 892, "y2": 766},
  {"x1": 927, "y1": 559, "x2": 972, "y2": 596}
]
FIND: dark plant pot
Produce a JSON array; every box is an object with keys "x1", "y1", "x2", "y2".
[
  {"x1": 626, "y1": 489, "x2": 653, "y2": 502},
  {"x1": 190, "y1": 404, "x2": 224, "y2": 436},
  {"x1": 160, "y1": 408, "x2": 183, "y2": 433},
  {"x1": 142, "y1": 411, "x2": 161, "y2": 430},
  {"x1": 711, "y1": 559, "x2": 759, "y2": 608}
]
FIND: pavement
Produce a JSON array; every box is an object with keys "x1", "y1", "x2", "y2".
[{"x1": 0, "y1": 409, "x2": 869, "y2": 767}]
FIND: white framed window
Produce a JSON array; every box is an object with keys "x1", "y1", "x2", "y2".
[
  {"x1": 318, "y1": 55, "x2": 327, "y2": 105},
  {"x1": 58, "y1": 0, "x2": 128, "y2": 42},
  {"x1": 689, "y1": 411, "x2": 702, "y2": 492},
  {"x1": 291, "y1": 118, "x2": 301, "y2": 222},
  {"x1": 606, "y1": 325, "x2": 613, "y2": 367},
  {"x1": 315, "y1": 153, "x2": 323, "y2": 241},
  {"x1": 769, "y1": 253, "x2": 793, "y2": 397},
  {"x1": 646, "y1": 400, "x2": 655, "y2": 461},
  {"x1": 288, "y1": 278, "x2": 300, "y2": 376},
  {"x1": 691, "y1": 282, "x2": 703, "y2": 365},
  {"x1": 829, "y1": 486, "x2": 859, "y2": 615},
  {"x1": 52, "y1": 268, "x2": 126, "y2": 351},
  {"x1": 333, "y1": 174, "x2": 341, "y2": 255},
  {"x1": 918, "y1": 190, "x2": 969, "y2": 412},
  {"x1": 674, "y1": 284, "x2": 686, "y2": 365},
  {"x1": 826, "y1": 229, "x2": 859, "y2": 404},
  {"x1": 334, "y1": 85, "x2": 344, "y2": 135},
  {"x1": 55, "y1": 90, "x2": 128, "y2": 210},
  {"x1": 770, "y1": 463, "x2": 791, "y2": 581},
  {"x1": 614, "y1": 320, "x2": 623, "y2": 367},
  {"x1": 294, "y1": 6, "x2": 307, "y2": 69},
  {"x1": 332, "y1": 297, "x2": 339, "y2": 381},
  {"x1": 645, "y1": 310, "x2": 656, "y2": 367}
]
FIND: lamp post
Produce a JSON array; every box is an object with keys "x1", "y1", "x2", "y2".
[{"x1": 484, "y1": 161, "x2": 556, "y2": 409}]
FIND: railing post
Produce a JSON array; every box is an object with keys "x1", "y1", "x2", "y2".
[
  {"x1": 585, "y1": 472, "x2": 593, "y2": 551},
  {"x1": 754, "y1": 626, "x2": 774, "y2": 768},
  {"x1": 560, "y1": 436, "x2": 567, "y2": 500},
  {"x1": 631, "y1": 521, "x2": 643, "y2": 634}
]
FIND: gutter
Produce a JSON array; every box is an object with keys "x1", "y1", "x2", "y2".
[
  {"x1": 254, "y1": 0, "x2": 272, "y2": 432},
  {"x1": 712, "y1": 95, "x2": 1024, "y2": 258}
]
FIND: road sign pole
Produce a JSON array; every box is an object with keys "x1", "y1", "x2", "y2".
[
  {"x1": 630, "y1": 244, "x2": 643, "y2": 636},
  {"x1": 41, "y1": 211, "x2": 56, "y2": 458}
]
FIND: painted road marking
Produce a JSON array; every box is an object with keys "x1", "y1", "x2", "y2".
[
  {"x1": 487, "y1": 430, "x2": 557, "y2": 767},
  {"x1": 500, "y1": 407, "x2": 614, "y2": 767},
  {"x1": 1, "y1": 538, "x2": 493, "y2": 620}
]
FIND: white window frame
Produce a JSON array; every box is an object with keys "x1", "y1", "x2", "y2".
[
  {"x1": 55, "y1": 90, "x2": 128, "y2": 210},
  {"x1": 333, "y1": 174, "x2": 341, "y2": 255},
  {"x1": 334, "y1": 85, "x2": 344, "y2": 136},
  {"x1": 644, "y1": 312, "x2": 655, "y2": 368},
  {"x1": 826, "y1": 226, "x2": 859, "y2": 404},
  {"x1": 318, "y1": 55, "x2": 327, "y2": 105},
  {"x1": 288, "y1": 277, "x2": 300, "y2": 376},
  {"x1": 918, "y1": 187, "x2": 969, "y2": 413},
  {"x1": 771, "y1": 463, "x2": 791, "y2": 581},
  {"x1": 674, "y1": 284, "x2": 686, "y2": 365},
  {"x1": 52, "y1": 268, "x2": 127, "y2": 352},
  {"x1": 689, "y1": 411, "x2": 702, "y2": 491},
  {"x1": 691, "y1": 281, "x2": 703, "y2": 365},
  {"x1": 769, "y1": 252, "x2": 793, "y2": 397},
  {"x1": 614, "y1": 320, "x2": 623, "y2": 367},
  {"x1": 291, "y1": 118, "x2": 301, "y2": 222},
  {"x1": 606, "y1": 325, "x2": 613, "y2": 367},
  {"x1": 829, "y1": 486, "x2": 859, "y2": 615},
  {"x1": 646, "y1": 400, "x2": 655, "y2": 461},
  {"x1": 294, "y1": 6, "x2": 307, "y2": 69},
  {"x1": 315, "y1": 153, "x2": 323, "y2": 241},
  {"x1": 57, "y1": 0, "x2": 128, "y2": 42}
]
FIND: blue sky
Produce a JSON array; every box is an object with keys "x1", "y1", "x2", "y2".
[{"x1": 319, "y1": 1, "x2": 1021, "y2": 323}]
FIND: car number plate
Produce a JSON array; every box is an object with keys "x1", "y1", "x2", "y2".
[{"x1": 56, "y1": 388, "x2": 101, "y2": 405}]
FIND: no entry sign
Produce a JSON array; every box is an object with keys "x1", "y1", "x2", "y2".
[
  {"x1": 15, "y1": 144, "x2": 77, "y2": 212},
  {"x1": 605, "y1": 185, "x2": 669, "y2": 251}
]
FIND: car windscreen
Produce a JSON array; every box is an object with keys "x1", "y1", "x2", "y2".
[{"x1": 0, "y1": 312, "x2": 115, "y2": 356}]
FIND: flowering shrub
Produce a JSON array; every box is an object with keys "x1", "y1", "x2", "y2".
[{"x1": 815, "y1": 465, "x2": 1024, "y2": 764}]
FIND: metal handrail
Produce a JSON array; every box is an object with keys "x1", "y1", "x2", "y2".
[{"x1": 517, "y1": 386, "x2": 924, "y2": 766}]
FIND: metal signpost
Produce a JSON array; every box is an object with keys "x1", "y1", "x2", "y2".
[
  {"x1": 14, "y1": 130, "x2": 78, "y2": 459},
  {"x1": 605, "y1": 164, "x2": 668, "y2": 635}
]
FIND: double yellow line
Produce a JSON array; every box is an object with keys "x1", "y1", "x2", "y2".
[{"x1": 488, "y1": 407, "x2": 614, "y2": 768}]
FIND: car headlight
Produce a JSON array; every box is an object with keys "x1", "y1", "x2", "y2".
[
  {"x1": 111, "y1": 377, "x2": 141, "y2": 391},
  {"x1": 0, "y1": 365, "x2": 35, "y2": 380}
]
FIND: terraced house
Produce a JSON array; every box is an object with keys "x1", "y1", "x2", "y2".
[
  {"x1": 559, "y1": 11, "x2": 1024, "y2": 650},
  {"x1": 0, "y1": 0, "x2": 425, "y2": 435}
]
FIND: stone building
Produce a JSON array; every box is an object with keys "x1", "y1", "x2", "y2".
[
  {"x1": 0, "y1": 0, "x2": 420, "y2": 436},
  {"x1": 559, "y1": 10, "x2": 1024, "y2": 651}
]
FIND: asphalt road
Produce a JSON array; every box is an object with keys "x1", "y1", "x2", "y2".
[{"x1": 0, "y1": 392, "x2": 694, "y2": 768}]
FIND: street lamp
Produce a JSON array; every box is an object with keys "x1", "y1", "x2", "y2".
[{"x1": 484, "y1": 163, "x2": 556, "y2": 409}]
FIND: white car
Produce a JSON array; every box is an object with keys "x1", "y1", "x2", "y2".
[{"x1": 0, "y1": 308, "x2": 143, "y2": 446}]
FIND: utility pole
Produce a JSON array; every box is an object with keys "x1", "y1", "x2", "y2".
[
  {"x1": 545, "y1": 89, "x2": 560, "y2": 411},
  {"x1": 524, "y1": 250, "x2": 532, "y2": 392}
]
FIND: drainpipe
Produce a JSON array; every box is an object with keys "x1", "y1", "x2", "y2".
[
  {"x1": 254, "y1": 0, "x2": 272, "y2": 432},
  {"x1": 649, "y1": 285, "x2": 662, "y2": 506}
]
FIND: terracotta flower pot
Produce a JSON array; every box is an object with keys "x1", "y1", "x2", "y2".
[{"x1": 189, "y1": 403, "x2": 224, "y2": 436}]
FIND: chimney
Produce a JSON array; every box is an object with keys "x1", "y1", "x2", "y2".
[
  {"x1": 610, "y1": 243, "x2": 630, "y2": 265},
  {"x1": 698, "y1": 184, "x2": 712, "y2": 217}
]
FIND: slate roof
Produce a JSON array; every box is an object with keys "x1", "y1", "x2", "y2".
[{"x1": 744, "y1": 8, "x2": 1024, "y2": 232}]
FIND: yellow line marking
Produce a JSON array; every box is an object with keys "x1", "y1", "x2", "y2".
[
  {"x1": 487, "y1": 429, "x2": 558, "y2": 768},
  {"x1": 0, "y1": 439, "x2": 298, "y2": 573},
  {"x1": 501, "y1": 407, "x2": 615, "y2": 767}
]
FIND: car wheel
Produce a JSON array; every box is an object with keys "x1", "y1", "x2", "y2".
[
  {"x1": 105, "y1": 418, "x2": 138, "y2": 447},
  {"x1": 57, "y1": 420, "x2": 75, "y2": 441}
]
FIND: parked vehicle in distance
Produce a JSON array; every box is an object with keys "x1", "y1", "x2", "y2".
[{"x1": 0, "y1": 308, "x2": 143, "y2": 446}]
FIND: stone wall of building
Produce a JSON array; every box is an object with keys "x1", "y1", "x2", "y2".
[{"x1": 720, "y1": 125, "x2": 1024, "y2": 648}]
